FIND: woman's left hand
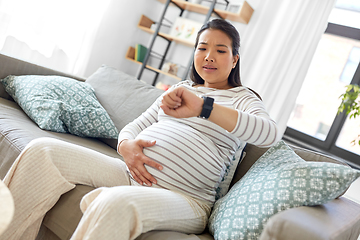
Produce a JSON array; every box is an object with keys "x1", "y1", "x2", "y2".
[{"x1": 160, "y1": 86, "x2": 203, "y2": 118}]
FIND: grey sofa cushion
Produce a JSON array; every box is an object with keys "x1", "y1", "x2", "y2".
[
  {"x1": 0, "y1": 97, "x2": 120, "y2": 179},
  {"x1": 85, "y1": 65, "x2": 164, "y2": 149},
  {"x1": 43, "y1": 185, "x2": 95, "y2": 240}
]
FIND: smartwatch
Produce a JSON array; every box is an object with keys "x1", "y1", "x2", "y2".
[{"x1": 199, "y1": 96, "x2": 214, "y2": 119}]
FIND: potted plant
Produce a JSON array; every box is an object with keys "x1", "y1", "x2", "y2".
[{"x1": 338, "y1": 84, "x2": 360, "y2": 145}]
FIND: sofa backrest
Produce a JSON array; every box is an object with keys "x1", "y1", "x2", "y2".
[
  {"x1": 0, "y1": 53, "x2": 85, "y2": 100},
  {"x1": 229, "y1": 143, "x2": 349, "y2": 189},
  {"x1": 1, "y1": 53, "x2": 349, "y2": 193}
]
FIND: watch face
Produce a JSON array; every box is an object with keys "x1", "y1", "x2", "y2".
[{"x1": 200, "y1": 96, "x2": 214, "y2": 119}]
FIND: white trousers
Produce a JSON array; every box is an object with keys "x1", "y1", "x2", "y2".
[{"x1": 1, "y1": 138, "x2": 210, "y2": 240}]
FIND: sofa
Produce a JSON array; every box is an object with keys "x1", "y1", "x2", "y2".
[{"x1": 1, "y1": 52, "x2": 360, "y2": 240}]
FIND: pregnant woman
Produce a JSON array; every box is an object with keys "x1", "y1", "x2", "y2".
[{"x1": 1, "y1": 19, "x2": 278, "y2": 240}]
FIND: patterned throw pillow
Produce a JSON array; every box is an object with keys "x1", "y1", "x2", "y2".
[
  {"x1": 208, "y1": 141, "x2": 360, "y2": 240},
  {"x1": 0, "y1": 75, "x2": 118, "y2": 138}
]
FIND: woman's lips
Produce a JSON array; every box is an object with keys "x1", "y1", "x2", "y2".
[{"x1": 203, "y1": 65, "x2": 217, "y2": 72}]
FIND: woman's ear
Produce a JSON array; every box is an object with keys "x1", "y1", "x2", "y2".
[{"x1": 233, "y1": 54, "x2": 239, "y2": 68}]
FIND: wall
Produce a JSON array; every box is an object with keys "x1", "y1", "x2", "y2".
[
  {"x1": 0, "y1": 0, "x2": 261, "y2": 83},
  {"x1": 83, "y1": 0, "x2": 261, "y2": 85},
  {"x1": 82, "y1": 0, "x2": 163, "y2": 78}
]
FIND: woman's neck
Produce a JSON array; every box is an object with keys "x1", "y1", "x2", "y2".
[{"x1": 195, "y1": 83, "x2": 232, "y2": 90}]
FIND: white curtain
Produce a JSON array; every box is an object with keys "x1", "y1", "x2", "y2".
[
  {"x1": 0, "y1": 0, "x2": 110, "y2": 77},
  {"x1": 241, "y1": 0, "x2": 337, "y2": 138}
]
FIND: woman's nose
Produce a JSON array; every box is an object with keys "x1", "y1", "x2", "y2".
[
  {"x1": 205, "y1": 56, "x2": 214, "y2": 62},
  {"x1": 205, "y1": 52, "x2": 214, "y2": 62}
]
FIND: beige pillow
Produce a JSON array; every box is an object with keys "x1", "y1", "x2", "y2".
[{"x1": 86, "y1": 65, "x2": 164, "y2": 148}]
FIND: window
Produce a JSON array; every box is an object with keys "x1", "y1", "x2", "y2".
[
  {"x1": 284, "y1": 0, "x2": 360, "y2": 168},
  {"x1": 340, "y1": 47, "x2": 360, "y2": 83}
]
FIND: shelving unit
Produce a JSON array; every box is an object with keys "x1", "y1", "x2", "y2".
[
  {"x1": 126, "y1": 0, "x2": 254, "y2": 86},
  {"x1": 137, "y1": 15, "x2": 195, "y2": 47},
  {"x1": 157, "y1": 0, "x2": 253, "y2": 23},
  {"x1": 126, "y1": 46, "x2": 182, "y2": 81}
]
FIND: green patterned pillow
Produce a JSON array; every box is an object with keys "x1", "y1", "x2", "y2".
[
  {"x1": 0, "y1": 75, "x2": 118, "y2": 138},
  {"x1": 208, "y1": 141, "x2": 360, "y2": 240}
]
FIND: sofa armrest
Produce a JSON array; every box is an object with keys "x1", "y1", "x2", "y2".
[{"x1": 260, "y1": 197, "x2": 360, "y2": 240}]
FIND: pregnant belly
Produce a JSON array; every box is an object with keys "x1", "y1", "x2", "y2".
[{"x1": 136, "y1": 121, "x2": 224, "y2": 203}]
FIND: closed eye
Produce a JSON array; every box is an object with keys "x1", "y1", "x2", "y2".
[{"x1": 218, "y1": 50, "x2": 226, "y2": 53}]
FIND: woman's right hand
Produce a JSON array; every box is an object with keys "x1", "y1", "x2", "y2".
[{"x1": 118, "y1": 139, "x2": 163, "y2": 186}]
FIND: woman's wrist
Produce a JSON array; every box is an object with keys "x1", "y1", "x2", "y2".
[
  {"x1": 117, "y1": 139, "x2": 128, "y2": 155},
  {"x1": 198, "y1": 96, "x2": 214, "y2": 119}
]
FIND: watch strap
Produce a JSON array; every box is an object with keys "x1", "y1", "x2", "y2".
[{"x1": 199, "y1": 96, "x2": 214, "y2": 119}]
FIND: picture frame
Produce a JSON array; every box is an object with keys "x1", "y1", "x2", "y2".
[{"x1": 169, "y1": 17, "x2": 203, "y2": 44}]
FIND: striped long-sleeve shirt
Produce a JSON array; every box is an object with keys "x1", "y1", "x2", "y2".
[{"x1": 118, "y1": 80, "x2": 278, "y2": 206}]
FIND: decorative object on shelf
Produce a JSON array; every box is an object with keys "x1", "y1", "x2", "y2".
[
  {"x1": 135, "y1": 44, "x2": 148, "y2": 63},
  {"x1": 226, "y1": 0, "x2": 243, "y2": 14},
  {"x1": 169, "y1": 17, "x2": 203, "y2": 44},
  {"x1": 155, "y1": 82, "x2": 171, "y2": 91},
  {"x1": 125, "y1": 46, "x2": 182, "y2": 82},
  {"x1": 162, "y1": 62, "x2": 179, "y2": 76}
]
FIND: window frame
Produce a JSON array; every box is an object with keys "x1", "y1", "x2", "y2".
[{"x1": 283, "y1": 23, "x2": 360, "y2": 169}]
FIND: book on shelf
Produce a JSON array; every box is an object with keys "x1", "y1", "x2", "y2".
[{"x1": 135, "y1": 44, "x2": 147, "y2": 63}]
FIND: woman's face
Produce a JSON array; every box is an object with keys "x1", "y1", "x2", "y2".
[{"x1": 194, "y1": 29, "x2": 239, "y2": 89}]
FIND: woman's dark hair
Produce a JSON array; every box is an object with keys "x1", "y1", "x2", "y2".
[{"x1": 190, "y1": 18, "x2": 241, "y2": 87}]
